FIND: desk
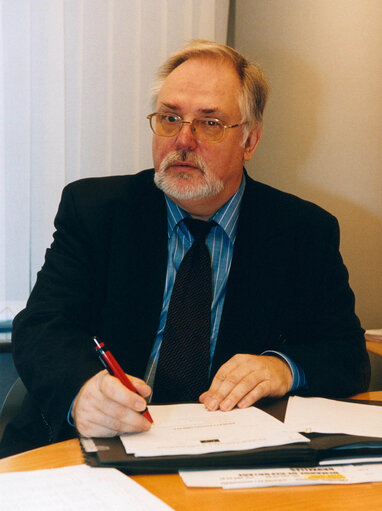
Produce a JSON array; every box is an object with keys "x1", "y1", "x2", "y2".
[
  {"x1": 1, "y1": 391, "x2": 381, "y2": 511},
  {"x1": 367, "y1": 340, "x2": 382, "y2": 357},
  {"x1": 366, "y1": 341, "x2": 382, "y2": 391}
]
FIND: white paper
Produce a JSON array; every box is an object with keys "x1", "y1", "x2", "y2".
[
  {"x1": 320, "y1": 457, "x2": 382, "y2": 466},
  {"x1": 284, "y1": 396, "x2": 382, "y2": 438},
  {"x1": 80, "y1": 437, "x2": 98, "y2": 453},
  {"x1": 365, "y1": 329, "x2": 382, "y2": 337},
  {"x1": 365, "y1": 329, "x2": 382, "y2": 341},
  {"x1": 179, "y1": 464, "x2": 382, "y2": 489},
  {"x1": 120, "y1": 403, "x2": 308, "y2": 457},
  {"x1": 0, "y1": 464, "x2": 174, "y2": 511}
]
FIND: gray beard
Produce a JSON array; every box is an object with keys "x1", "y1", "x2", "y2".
[{"x1": 154, "y1": 151, "x2": 224, "y2": 200}]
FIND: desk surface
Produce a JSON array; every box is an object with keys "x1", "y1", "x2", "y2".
[
  {"x1": 1, "y1": 391, "x2": 382, "y2": 511},
  {"x1": 367, "y1": 340, "x2": 382, "y2": 357}
]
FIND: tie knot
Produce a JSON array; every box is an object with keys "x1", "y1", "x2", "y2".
[{"x1": 183, "y1": 217, "x2": 214, "y2": 242}]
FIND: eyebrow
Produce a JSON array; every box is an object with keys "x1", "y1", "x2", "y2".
[
  {"x1": 158, "y1": 103, "x2": 226, "y2": 118},
  {"x1": 158, "y1": 102, "x2": 178, "y2": 111},
  {"x1": 199, "y1": 108, "x2": 222, "y2": 115}
]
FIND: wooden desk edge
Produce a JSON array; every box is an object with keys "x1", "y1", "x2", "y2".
[{"x1": 367, "y1": 340, "x2": 382, "y2": 357}]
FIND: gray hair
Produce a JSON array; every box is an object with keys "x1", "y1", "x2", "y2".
[{"x1": 151, "y1": 40, "x2": 269, "y2": 143}]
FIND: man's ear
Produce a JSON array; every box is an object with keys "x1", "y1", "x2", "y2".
[{"x1": 243, "y1": 125, "x2": 263, "y2": 162}]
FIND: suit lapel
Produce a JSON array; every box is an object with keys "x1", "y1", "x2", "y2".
[{"x1": 101, "y1": 171, "x2": 168, "y2": 376}]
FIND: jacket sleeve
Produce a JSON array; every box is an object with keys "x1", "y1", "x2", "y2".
[
  {"x1": 12, "y1": 181, "x2": 105, "y2": 445},
  {"x1": 279, "y1": 213, "x2": 370, "y2": 397}
]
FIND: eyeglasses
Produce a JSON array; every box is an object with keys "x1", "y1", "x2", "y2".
[{"x1": 147, "y1": 113, "x2": 242, "y2": 142}]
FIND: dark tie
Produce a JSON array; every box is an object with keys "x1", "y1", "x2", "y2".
[{"x1": 153, "y1": 217, "x2": 215, "y2": 403}]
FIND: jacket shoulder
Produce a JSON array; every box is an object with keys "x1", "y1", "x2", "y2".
[
  {"x1": 246, "y1": 176, "x2": 338, "y2": 229},
  {"x1": 55, "y1": 169, "x2": 159, "y2": 231},
  {"x1": 62, "y1": 169, "x2": 155, "y2": 203},
  {"x1": 244, "y1": 176, "x2": 340, "y2": 251}
]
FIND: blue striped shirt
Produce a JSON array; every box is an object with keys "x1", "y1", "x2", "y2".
[{"x1": 144, "y1": 175, "x2": 306, "y2": 398}]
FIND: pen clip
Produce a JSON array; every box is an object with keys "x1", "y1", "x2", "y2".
[
  {"x1": 93, "y1": 337, "x2": 111, "y2": 372},
  {"x1": 93, "y1": 336, "x2": 104, "y2": 352}
]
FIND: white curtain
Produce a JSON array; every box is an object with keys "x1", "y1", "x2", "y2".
[{"x1": 0, "y1": 0, "x2": 229, "y2": 322}]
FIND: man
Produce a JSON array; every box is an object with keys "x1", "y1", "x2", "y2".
[{"x1": 1, "y1": 41, "x2": 370, "y2": 457}]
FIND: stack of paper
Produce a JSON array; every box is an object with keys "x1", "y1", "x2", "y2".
[
  {"x1": 82, "y1": 398, "x2": 382, "y2": 477},
  {"x1": 177, "y1": 397, "x2": 382, "y2": 489},
  {"x1": 365, "y1": 329, "x2": 382, "y2": 342},
  {"x1": 120, "y1": 403, "x2": 308, "y2": 457}
]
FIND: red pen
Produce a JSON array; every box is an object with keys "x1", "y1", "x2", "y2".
[{"x1": 93, "y1": 337, "x2": 153, "y2": 424}]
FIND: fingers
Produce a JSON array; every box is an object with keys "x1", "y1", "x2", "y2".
[
  {"x1": 129, "y1": 375, "x2": 152, "y2": 399},
  {"x1": 200, "y1": 354, "x2": 293, "y2": 412},
  {"x1": 72, "y1": 370, "x2": 153, "y2": 438}
]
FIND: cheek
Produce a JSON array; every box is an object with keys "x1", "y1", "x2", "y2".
[
  {"x1": 202, "y1": 147, "x2": 231, "y2": 174},
  {"x1": 152, "y1": 138, "x2": 169, "y2": 170},
  {"x1": 209, "y1": 145, "x2": 245, "y2": 181},
  {"x1": 152, "y1": 136, "x2": 175, "y2": 170}
]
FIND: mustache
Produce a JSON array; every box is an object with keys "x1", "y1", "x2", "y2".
[{"x1": 158, "y1": 151, "x2": 207, "y2": 174}]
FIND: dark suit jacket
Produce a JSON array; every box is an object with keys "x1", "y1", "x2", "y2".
[{"x1": 1, "y1": 169, "x2": 370, "y2": 457}]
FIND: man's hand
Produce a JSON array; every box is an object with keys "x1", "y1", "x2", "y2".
[
  {"x1": 72, "y1": 370, "x2": 152, "y2": 437},
  {"x1": 199, "y1": 354, "x2": 293, "y2": 411}
]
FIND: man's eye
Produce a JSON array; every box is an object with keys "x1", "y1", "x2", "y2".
[
  {"x1": 204, "y1": 119, "x2": 220, "y2": 128},
  {"x1": 165, "y1": 115, "x2": 179, "y2": 123}
]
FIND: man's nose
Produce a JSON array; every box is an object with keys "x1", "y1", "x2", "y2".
[{"x1": 175, "y1": 122, "x2": 198, "y2": 151}]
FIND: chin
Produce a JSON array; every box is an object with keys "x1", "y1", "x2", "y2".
[{"x1": 154, "y1": 172, "x2": 223, "y2": 201}]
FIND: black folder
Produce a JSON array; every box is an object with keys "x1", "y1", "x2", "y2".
[{"x1": 81, "y1": 398, "x2": 382, "y2": 474}]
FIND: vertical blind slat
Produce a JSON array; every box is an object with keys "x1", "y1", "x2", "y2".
[{"x1": 0, "y1": 0, "x2": 228, "y2": 317}]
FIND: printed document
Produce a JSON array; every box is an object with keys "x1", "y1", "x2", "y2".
[
  {"x1": 120, "y1": 403, "x2": 308, "y2": 457},
  {"x1": 179, "y1": 464, "x2": 382, "y2": 489},
  {"x1": 284, "y1": 396, "x2": 382, "y2": 437},
  {"x1": 0, "y1": 464, "x2": 173, "y2": 511}
]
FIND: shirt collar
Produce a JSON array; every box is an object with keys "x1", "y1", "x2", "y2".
[{"x1": 165, "y1": 173, "x2": 246, "y2": 244}]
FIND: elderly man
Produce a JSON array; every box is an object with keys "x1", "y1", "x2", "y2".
[{"x1": 1, "y1": 40, "x2": 369, "y2": 457}]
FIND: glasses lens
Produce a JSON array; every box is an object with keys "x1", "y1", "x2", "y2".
[
  {"x1": 152, "y1": 114, "x2": 181, "y2": 136},
  {"x1": 194, "y1": 119, "x2": 224, "y2": 141}
]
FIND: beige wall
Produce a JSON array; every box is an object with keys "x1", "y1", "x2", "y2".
[{"x1": 232, "y1": 0, "x2": 382, "y2": 328}]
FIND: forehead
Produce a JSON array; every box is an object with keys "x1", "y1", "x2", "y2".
[{"x1": 157, "y1": 57, "x2": 241, "y2": 116}]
